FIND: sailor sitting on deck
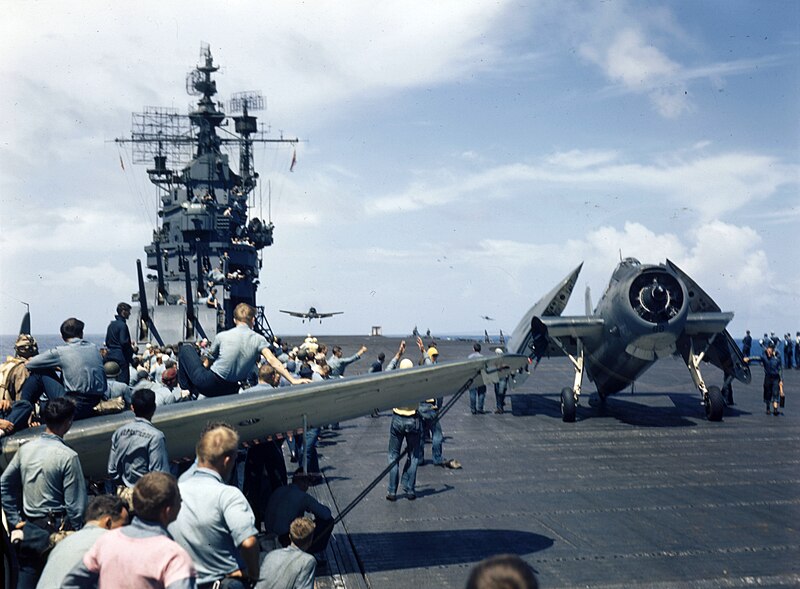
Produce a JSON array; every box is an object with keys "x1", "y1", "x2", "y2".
[
  {"x1": 20, "y1": 317, "x2": 106, "y2": 421},
  {"x1": 265, "y1": 470, "x2": 333, "y2": 556},
  {"x1": 178, "y1": 302, "x2": 308, "y2": 398},
  {"x1": 0, "y1": 334, "x2": 38, "y2": 437},
  {"x1": 256, "y1": 517, "x2": 317, "y2": 589},
  {"x1": 131, "y1": 368, "x2": 184, "y2": 406}
]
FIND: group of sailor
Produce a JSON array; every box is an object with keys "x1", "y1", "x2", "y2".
[
  {"x1": 742, "y1": 329, "x2": 800, "y2": 369},
  {"x1": 1, "y1": 397, "x2": 328, "y2": 589},
  {"x1": 1, "y1": 301, "x2": 396, "y2": 588}
]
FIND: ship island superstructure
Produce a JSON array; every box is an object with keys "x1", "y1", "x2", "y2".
[{"x1": 116, "y1": 45, "x2": 297, "y2": 346}]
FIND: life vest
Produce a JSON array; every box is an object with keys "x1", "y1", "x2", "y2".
[{"x1": 0, "y1": 356, "x2": 26, "y2": 402}]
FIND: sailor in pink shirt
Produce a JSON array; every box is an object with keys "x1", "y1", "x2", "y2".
[{"x1": 62, "y1": 472, "x2": 195, "y2": 589}]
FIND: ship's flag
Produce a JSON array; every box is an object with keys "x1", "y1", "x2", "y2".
[
  {"x1": 289, "y1": 149, "x2": 297, "y2": 173},
  {"x1": 119, "y1": 155, "x2": 125, "y2": 171}
]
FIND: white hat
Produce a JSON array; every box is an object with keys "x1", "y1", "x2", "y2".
[{"x1": 399, "y1": 358, "x2": 414, "y2": 369}]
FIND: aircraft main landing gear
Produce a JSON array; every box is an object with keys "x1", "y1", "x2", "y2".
[
  {"x1": 554, "y1": 343, "x2": 584, "y2": 423},
  {"x1": 684, "y1": 337, "x2": 724, "y2": 422},
  {"x1": 561, "y1": 387, "x2": 577, "y2": 422},
  {"x1": 705, "y1": 386, "x2": 725, "y2": 422}
]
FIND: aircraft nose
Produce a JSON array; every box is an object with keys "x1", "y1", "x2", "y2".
[
  {"x1": 639, "y1": 279, "x2": 671, "y2": 315},
  {"x1": 651, "y1": 283, "x2": 667, "y2": 303},
  {"x1": 629, "y1": 271, "x2": 685, "y2": 324}
]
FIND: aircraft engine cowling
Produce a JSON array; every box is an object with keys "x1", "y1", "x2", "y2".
[
  {"x1": 628, "y1": 271, "x2": 684, "y2": 324},
  {"x1": 607, "y1": 267, "x2": 689, "y2": 362}
]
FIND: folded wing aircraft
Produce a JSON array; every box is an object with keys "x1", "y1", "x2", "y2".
[
  {"x1": 0, "y1": 354, "x2": 526, "y2": 479},
  {"x1": 279, "y1": 306, "x2": 344, "y2": 323},
  {"x1": 508, "y1": 258, "x2": 750, "y2": 422}
]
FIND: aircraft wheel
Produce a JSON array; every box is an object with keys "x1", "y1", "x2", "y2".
[
  {"x1": 705, "y1": 386, "x2": 724, "y2": 422},
  {"x1": 561, "y1": 387, "x2": 577, "y2": 422}
]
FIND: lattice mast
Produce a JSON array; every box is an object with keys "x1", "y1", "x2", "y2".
[{"x1": 115, "y1": 45, "x2": 298, "y2": 341}]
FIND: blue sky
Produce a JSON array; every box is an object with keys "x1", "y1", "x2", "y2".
[{"x1": 0, "y1": 1, "x2": 797, "y2": 339}]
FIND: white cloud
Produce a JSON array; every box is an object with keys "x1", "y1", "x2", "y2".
[
  {"x1": 0, "y1": 207, "x2": 150, "y2": 255},
  {"x1": 365, "y1": 148, "x2": 796, "y2": 221},
  {"x1": 599, "y1": 29, "x2": 679, "y2": 88},
  {"x1": 464, "y1": 220, "x2": 775, "y2": 326},
  {"x1": 580, "y1": 28, "x2": 690, "y2": 118},
  {"x1": 546, "y1": 149, "x2": 620, "y2": 169},
  {"x1": 47, "y1": 262, "x2": 138, "y2": 295},
  {"x1": 0, "y1": 2, "x2": 514, "y2": 147},
  {"x1": 564, "y1": 4, "x2": 786, "y2": 119}
]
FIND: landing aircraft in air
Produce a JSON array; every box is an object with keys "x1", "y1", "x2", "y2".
[
  {"x1": 279, "y1": 306, "x2": 343, "y2": 323},
  {"x1": 480, "y1": 315, "x2": 495, "y2": 321},
  {"x1": 508, "y1": 258, "x2": 750, "y2": 422}
]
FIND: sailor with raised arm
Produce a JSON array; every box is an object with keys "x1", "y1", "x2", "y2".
[{"x1": 178, "y1": 302, "x2": 309, "y2": 397}]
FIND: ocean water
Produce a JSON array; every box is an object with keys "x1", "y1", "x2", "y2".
[
  {"x1": 0, "y1": 334, "x2": 107, "y2": 361},
  {"x1": 0, "y1": 332, "x2": 496, "y2": 371},
  {"x1": 0, "y1": 332, "x2": 789, "y2": 369}
]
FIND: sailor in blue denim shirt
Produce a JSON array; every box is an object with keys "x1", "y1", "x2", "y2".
[
  {"x1": 169, "y1": 425, "x2": 260, "y2": 588},
  {"x1": 327, "y1": 345, "x2": 367, "y2": 377},
  {"x1": 1, "y1": 398, "x2": 87, "y2": 589},
  {"x1": 107, "y1": 388, "x2": 171, "y2": 489},
  {"x1": 21, "y1": 317, "x2": 106, "y2": 419},
  {"x1": 179, "y1": 303, "x2": 306, "y2": 398}
]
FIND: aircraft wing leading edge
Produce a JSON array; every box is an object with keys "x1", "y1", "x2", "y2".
[
  {"x1": 507, "y1": 263, "x2": 583, "y2": 356},
  {"x1": 539, "y1": 316, "x2": 605, "y2": 339},
  {"x1": 1, "y1": 354, "x2": 528, "y2": 479}
]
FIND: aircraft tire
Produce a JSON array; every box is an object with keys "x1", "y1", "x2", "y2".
[
  {"x1": 561, "y1": 387, "x2": 576, "y2": 423},
  {"x1": 706, "y1": 386, "x2": 724, "y2": 422}
]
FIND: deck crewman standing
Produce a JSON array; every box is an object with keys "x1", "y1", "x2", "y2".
[
  {"x1": 742, "y1": 330, "x2": 752, "y2": 356},
  {"x1": 105, "y1": 302, "x2": 134, "y2": 384},
  {"x1": 1, "y1": 398, "x2": 87, "y2": 589},
  {"x1": 385, "y1": 341, "x2": 422, "y2": 501},
  {"x1": 745, "y1": 341, "x2": 784, "y2": 416},
  {"x1": 107, "y1": 388, "x2": 170, "y2": 503},
  {"x1": 467, "y1": 343, "x2": 487, "y2": 414},
  {"x1": 170, "y1": 425, "x2": 260, "y2": 588}
]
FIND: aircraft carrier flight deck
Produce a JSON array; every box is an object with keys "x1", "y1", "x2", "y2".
[{"x1": 305, "y1": 337, "x2": 799, "y2": 589}]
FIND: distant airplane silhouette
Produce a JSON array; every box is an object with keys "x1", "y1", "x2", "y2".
[
  {"x1": 279, "y1": 306, "x2": 343, "y2": 323},
  {"x1": 481, "y1": 315, "x2": 495, "y2": 321}
]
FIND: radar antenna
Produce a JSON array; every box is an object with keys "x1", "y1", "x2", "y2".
[
  {"x1": 128, "y1": 107, "x2": 193, "y2": 177},
  {"x1": 230, "y1": 91, "x2": 266, "y2": 191},
  {"x1": 229, "y1": 91, "x2": 265, "y2": 115},
  {"x1": 186, "y1": 70, "x2": 204, "y2": 96}
]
